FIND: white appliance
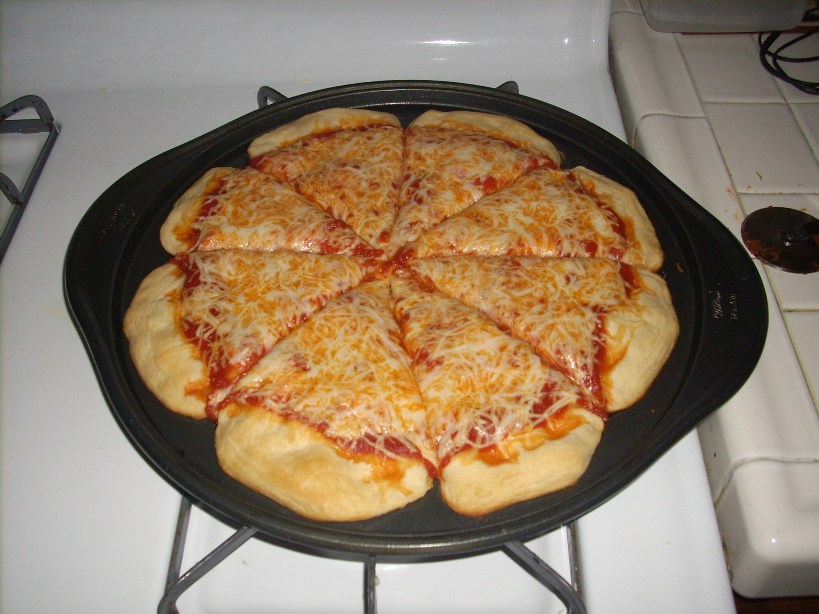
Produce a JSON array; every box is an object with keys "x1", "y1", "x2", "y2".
[{"x1": 1, "y1": 2, "x2": 737, "y2": 612}]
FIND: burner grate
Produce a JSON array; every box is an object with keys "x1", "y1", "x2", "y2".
[
  {"x1": 0, "y1": 95, "x2": 59, "y2": 263},
  {"x1": 159, "y1": 496, "x2": 586, "y2": 614}
]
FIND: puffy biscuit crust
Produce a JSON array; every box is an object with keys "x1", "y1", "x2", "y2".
[
  {"x1": 123, "y1": 264, "x2": 207, "y2": 419},
  {"x1": 440, "y1": 409, "x2": 604, "y2": 517},
  {"x1": 216, "y1": 404, "x2": 433, "y2": 522}
]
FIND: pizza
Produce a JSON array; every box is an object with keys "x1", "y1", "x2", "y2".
[
  {"x1": 125, "y1": 249, "x2": 372, "y2": 419},
  {"x1": 391, "y1": 272, "x2": 605, "y2": 516},
  {"x1": 395, "y1": 165, "x2": 663, "y2": 270},
  {"x1": 124, "y1": 107, "x2": 679, "y2": 521},
  {"x1": 216, "y1": 279, "x2": 434, "y2": 521},
  {"x1": 389, "y1": 110, "x2": 562, "y2": 254},
  {"x1": 160, "y1": 166, "x2": 382, "y2": 258},
  {"x1": 248, "y1": 108, "x2": 403, "y2": 251}
]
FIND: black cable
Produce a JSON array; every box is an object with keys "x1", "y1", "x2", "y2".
[{"x1": 758, "y1": 6, "x2": 819, "y2": 95}]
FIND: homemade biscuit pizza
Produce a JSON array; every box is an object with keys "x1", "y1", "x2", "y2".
[{"x1": 124, "y1": 107, "x2": 679, "y2": 521}]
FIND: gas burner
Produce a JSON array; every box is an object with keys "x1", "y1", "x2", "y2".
[{"x1": 741, "y1": 207, "x2": 819, "y2": 274}]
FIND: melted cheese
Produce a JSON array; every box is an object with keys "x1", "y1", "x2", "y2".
[
  {"x1": 389, "y1": 126, "x2": 557, "y2": 250},
  {"x1": 179, "y1": 167, "x2": 381, "y2": 258},
  {"x1": 407, "y1": 256, "x2": 634, "y2": 404},
  {"x1": 227, "y1": 280, "x2": 432, "y2": 464},
  {"x1": 142, "y1": 110, "x2": 673, "y2": 489},
  {"x1": 176, "y1": 250, "x2": 367, "y2": 412},
  {"x1": 251, "y1": 124, "x2": 403, "y2": 248},
  {"x1": 404, "y1": 167, "x2": 629, "y2": 260},
  {"x1": 391, "y1": 274, "x2": 589, "y2": 464}
]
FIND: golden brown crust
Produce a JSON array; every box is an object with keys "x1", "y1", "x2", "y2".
[
  {"x1": 123, "y1": 264, "x2": 207, "y2": 419},
  {"x1": 215, "y1": 404, "x2": 432, "y2": 521},
  {"x1": 409, "y1": 110, "x2": 562, "y2": 164},
  {"x1": 440, "y1": 409, "x2": 604, "y2": 516}
]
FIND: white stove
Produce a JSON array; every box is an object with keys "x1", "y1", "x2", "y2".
[{"x1": 0, "y1": 2, "x2": 736, "y2": 612}]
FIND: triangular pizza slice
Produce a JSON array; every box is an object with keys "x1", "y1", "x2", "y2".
[
  {"x1": 389, "y1": 110, "x2": 561, "y2": 252},
  {"x1": 160, "y1": 166, "x2": 381, "y2": 258},
  {"x1": 248, "y1": 108, "x2": 404, "y2": 251},
  {"x1": 398, "y1": 166, "x2": 663, "y2": 270},
  {"x1": 391, "y1": 272, "x2": 604, "y2": 516},
  {"x1": 407, "y1": 256, "x2": 678, "y2": 411},
  {"x1": 216, "y1": 279, "x2": 433, "y2": 521},
  {"x1": 124, "y1": 250, "x2": 369, "y2": 420}
]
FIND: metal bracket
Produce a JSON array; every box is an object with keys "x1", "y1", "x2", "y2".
[
  {"x1": 0, "y1": 95, "x2": 59, "y2": 262},
  {"x1": 257, "y1": 86, "x2": 289, "y2": 108}
]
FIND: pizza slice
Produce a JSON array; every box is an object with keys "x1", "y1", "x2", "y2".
[
  {"x1": 124, "y1": 249, "x2": 369, "y2": 420},
  {"x1": 215, "y1": 280, "x2": 434, "y2": 521},
  {"x1": 388, "y1": 110, "x2": 562, "y2": 252},
  {"x1": 248, "y1": 108, "x2": 404, "y2": 250},
  {"x1": 398, "y1": 166, "x2": 663, "y2": 271},
  {"x1": 407, "y1": 256, "x2": 678, "y2": 411},
  {"x1": 159, "y1": 166, "x2": 381, "y2": 258},
  {"x1": 391, "y1": 271, "x2": 604, "y2": 517}
]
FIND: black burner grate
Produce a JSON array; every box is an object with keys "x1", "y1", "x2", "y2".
[
  {"x1": 158, "y1": 496, "x2": 585, "y2": 614},
  {"x1": 0, "y1": 95, "x2": 59, "y2": 263}
]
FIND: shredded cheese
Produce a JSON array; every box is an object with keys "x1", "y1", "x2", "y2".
[
  {"x1": 227, "y1": 280, "x2": 433, "y2": 464},
  {"x1": 405, "y1": 167, "x2": 629, "y2": 260},
  {"x1": 185, "y1": 167, "x2": 381, "y2": 257},
  {"x1": 176, "y1": 250, "x2": 367, "y2": 412},
  {"x1": 408, "y1": 256, "x2": 634, "y2": 404},
  {"x1": 251, "y1": 124, "x2": 403, "y2": 248},
  {"x1": 392, "y1": 274, "x2": 589, "y2": 464},
  {"x1": 389, "y1": 126, "x2": 557, "y2": 249}
]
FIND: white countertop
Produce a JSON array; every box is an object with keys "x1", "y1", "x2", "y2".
[{"x1": 611, "y1": 0, "x2": 819, "y2": 598}]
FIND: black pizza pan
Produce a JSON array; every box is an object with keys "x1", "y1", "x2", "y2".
[{"x1": 64, "y1": 80, "x2": 767, "y2": 562}]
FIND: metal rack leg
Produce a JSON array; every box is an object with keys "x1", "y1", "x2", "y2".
[
  {"x1": 364, "y1": 555, "x2": 378, "y2": 614},
  {"x1": 502, "y1": 539, "x2": 587, "y2": 614},
  {"x1": 567, "y1": 520, "x2": 584, "y2": 595},
  {"x1": 158, "y1": 497, "x2": 258, "y2": 614}
]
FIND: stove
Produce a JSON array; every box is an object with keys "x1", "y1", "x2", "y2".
[{"x1": 0, "y1": 1, "x2": 737, "y2": 612}]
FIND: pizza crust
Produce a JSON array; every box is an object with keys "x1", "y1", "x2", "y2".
[
  {"x1": 160, "y1": 167, "x2": 233, "y2": 254},
  {"x1": 215, "y1": 404, "x2": 433, "y2": 521},
  {"x1": 123, "y1": 263, "x2": 207, "y2": 419},
  {"x1": 440, "y1": 409, "x2": 604, "y2": 516},
  {"x1": 410, "y1": 110, "x2": 562, "y2": 164},
  {"x1": 604, "y1": 268, "x2": 679, "y2": 410},
  {"x1": 570, "y1": 166, "x2": 664, "y2": 271},
  {"x1": 247, "y1": 107, "x2": 403, "y2": 159}
]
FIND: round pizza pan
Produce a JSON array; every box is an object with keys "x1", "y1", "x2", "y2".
[{"x1": 64, "y1": 80, "x2": 767, "y2": 562}]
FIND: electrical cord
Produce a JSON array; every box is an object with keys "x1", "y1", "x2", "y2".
[{"x1": 758, "y1": 5, "x2": 819, "y2": 95}]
